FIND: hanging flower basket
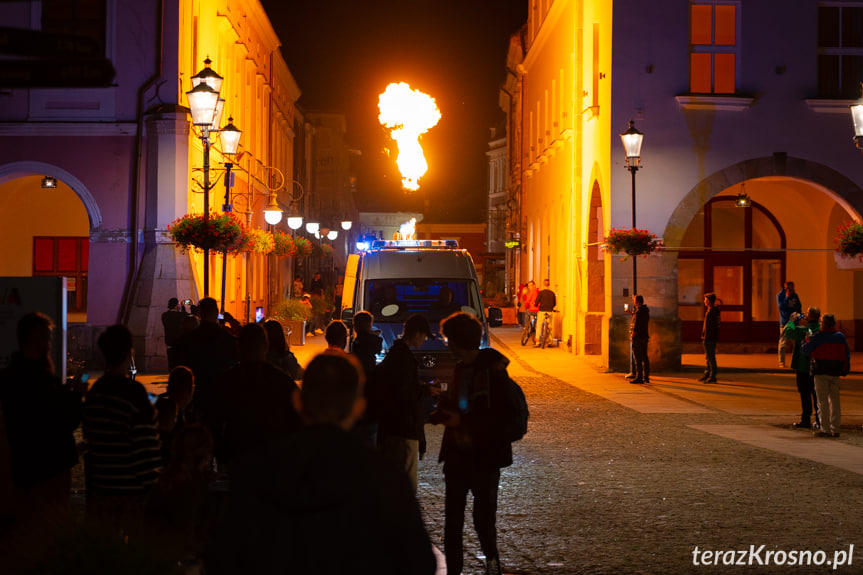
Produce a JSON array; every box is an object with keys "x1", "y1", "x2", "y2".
[
  {"x1": 319, "y1": 244, "x2": 334, "y2": 258},
  {"x1": 244, "y1": 227, "x2": 275, "y2": 254},
  {"x1": 293, "y1": 236, "x2": 313, "y2": 257},
  {"x1": 168, "y1": 211, "x2": 247, "y2": 253},
  {"x1": 834, "y1": 221, "x2": 863, "y2": 258},
  {"x1": 603, "y1": 228, "x2": 663, "y2": 261},
  {"x1": 272, "y1": 231, "x2": 295, "y2": 257}
]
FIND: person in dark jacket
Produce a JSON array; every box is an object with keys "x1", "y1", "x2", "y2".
[
  {"x1": 263, "y1": 320, "x2": 302, "y2": 380},
  {"x1": 0, "y1": 312, "x2": 84, "y2": 526},
  {"x1": 83, "y1": 325, "x2": 162, "y2": 532},
  {"x1": 173, "y1": 297, "x2": 239, "y2": 425},
  {"x1": 785, "y1": 307, "x2": 821, "y2": 429},
  {"x1": 207, "y1": 323, "x2": 300, "y2": 468},
  {"x1": 628, "y1": 294, "x2": 650, "y2": 384},
  {"x1": 205, "y1": 353, "x2": 436, "y2": 575},
  {"x1": 350, "y1": 311, "x2": 384, "y2": 446},
  {"x1": 375, "y1": 314, "x2": 431, "y2": 492},
  {"x1": 161, "y1": 297, "x2": 188, "y2": 370},
  {"x1": 351, "y1": 311, "x2": 382, "y2": 379},
  {"x1": 777, "y1": 281, "x2": 802, "y2": 368},
  {"x1": 802, "y1": 314, "x2": 850, "y2": 438},
  {"x1": 434, "y1": 312, "x2": 513, "y2": 575},
  {"x1": 699, "y1": 293, "x2": 721, "y2": 383}
]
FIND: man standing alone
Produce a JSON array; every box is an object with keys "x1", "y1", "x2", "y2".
[
  {"x1": 628, "y1": 294, "x2": 650, "y2": 384},
  {"x1": 435, "y1": 312, "x2": 515, "y2": 575},
  {"x1": 699, "y1": 293, "x2": 721, "y2": 383},
  {"x1": 803, "y1": 314, "x2": 850, "y2": 438},
  {"x1": 777, "y1": 282, "x2": 802, "y2": 368}
]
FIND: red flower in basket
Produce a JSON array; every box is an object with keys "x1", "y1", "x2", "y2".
[
  {"x1": 168, "y1": 212, "x2": 247, "y2": 253},
  {"x1": 603, "y1": 228, "x2": 663, "y2": 261}
]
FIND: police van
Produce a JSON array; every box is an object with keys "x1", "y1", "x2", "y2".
[{"x1": 340, "y1": 239, "x2": 502, "y2": 381}]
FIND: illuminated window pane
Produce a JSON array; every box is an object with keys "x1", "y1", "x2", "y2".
[
  {"x1": 34, "y1": 238, "x2": 54, "y2": 272},
  {"x1": 691, "y1": 53, "x2": 712, "y2": 93},
  {"x1": 751, "y1": 260, "x2": 781, "y2": 322},
  {"x1": 714, "y1": 266, "x2": 743, "y2": 306},
  {"x1": 678, "y1": 259, "x2": 704, "y2": 320},
  {"x1": 751, "y1": 208, "x2": 781, "y2": 249},
  {"x1": 58, "y1": 239, "x2": 77, "y2": 272},
  {"x1": 715, "y1": 5, "x2": 736, "y2": 45},
  {"x1": 714, "y1": 53, "x2": 735, "y2": 93},
  {"x1": 691, "y1": 4, "x2": 713, "y2": 44},
  {"x1": 711, "y1": 204, "x2": 745, "y2": 250}
]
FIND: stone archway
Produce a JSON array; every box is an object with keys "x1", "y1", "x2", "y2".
[
  {"x1": 0, "y1": 161, "x2": 103, "y2": 229},
  {"x1": 664, "y1": 154, "x2": 863, "y2": 247}
]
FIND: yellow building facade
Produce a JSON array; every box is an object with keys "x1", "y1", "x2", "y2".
[
  {"x1": 176, "y1": 0, "x2": 301, "y2": 319},
  {"x1": 511, "y1": 0, "x2": 614, "y2": 358}
]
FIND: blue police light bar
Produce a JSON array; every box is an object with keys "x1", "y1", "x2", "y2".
[{"x1": 370, "y1": 239, "x2": 459, "y2": 250}]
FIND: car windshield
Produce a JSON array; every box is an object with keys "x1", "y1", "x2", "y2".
[{"x1": 364, "y1": 279, "x2": 480, "y2": 322}]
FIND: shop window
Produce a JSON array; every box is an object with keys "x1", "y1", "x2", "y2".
[
  {"x1": 690, "y1": 2, "x2": 738, "y2": 94},
  {"x1": 33, "y1": 237, "x2": 89, "y2": 314}
]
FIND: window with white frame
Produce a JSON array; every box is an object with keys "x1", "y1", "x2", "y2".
[
  {"x1": 818, "y1": 2, "x2": 863, "y2": 98},
  {"x1": 689, "y1": 1, "x2": 739, "y2": 94}
]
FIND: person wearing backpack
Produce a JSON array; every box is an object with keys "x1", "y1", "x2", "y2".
[{"x1": 433, "y1": 312, "x2": 524, "y2": 575}]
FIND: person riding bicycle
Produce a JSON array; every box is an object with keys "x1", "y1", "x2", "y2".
[
  {"x1": 536, "y1": 279, "x2": 556, "y2": 313},
  {"x1": 524, "y1": 280, "x2": 540, "y2": 332},
  {"x1": 535, "y1": 280, "x2": 556, "y2": 347}
]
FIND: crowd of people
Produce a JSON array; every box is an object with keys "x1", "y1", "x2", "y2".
[
  {"x1": 618, "y1": 281, "x2": 851, "y2": 438},
  {"x1": 0, "y1": 296, "x2": 524, "y2": 575}
]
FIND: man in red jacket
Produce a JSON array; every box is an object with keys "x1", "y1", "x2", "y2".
[{"x1": 802, "y1": 314, "x2": 850, "y2": 438}]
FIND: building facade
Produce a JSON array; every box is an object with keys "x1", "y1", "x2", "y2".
[
  {"x1": 0, "y1": 0, "x2": 303, "y2": 371},
  {"x1": 506, "y1": 0, "x2": 863, "y2": 370}
]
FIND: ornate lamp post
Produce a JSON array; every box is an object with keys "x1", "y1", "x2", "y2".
[
  {"x1": 186, "y1": 58, "x2": 224, "y2": 296},
  {"x1": 620, "y1": 119, "x2": 644, "y2": 295},
  {"x1": 216, "y1": 117, "x2": 242, "y2": 314}
]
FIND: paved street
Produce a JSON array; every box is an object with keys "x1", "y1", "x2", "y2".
[
  {"x1": 412, "y1": 327, "x2": 863, "y2": 574},
  {"x1": 134, "y1": 328, "x2": 863, "y2": 574}
]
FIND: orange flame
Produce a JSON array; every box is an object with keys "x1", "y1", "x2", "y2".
[{"x1": 378, "y1": 82, "x2": 441, "y2": 191}]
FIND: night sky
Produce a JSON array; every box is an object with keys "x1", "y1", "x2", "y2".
[{"x1": 260, "y1": 0, "x2": 527, "y2": 222}]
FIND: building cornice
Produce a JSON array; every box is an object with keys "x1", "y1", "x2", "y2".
[
  {"x1": 805, "y1": 98, "x2": 855, "y2": 114},
  {"x1": 674, "y1": 95, "x2": 754, "y2": 112},
  {"x1": 0, "y1": 122, "x2": 137, "y2": 137}
]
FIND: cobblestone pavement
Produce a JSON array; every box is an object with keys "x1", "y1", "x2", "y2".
[{"x1": 416, "y1": 341, "x2": 863, "y2": 574}]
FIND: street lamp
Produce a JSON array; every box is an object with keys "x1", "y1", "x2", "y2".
[
  {"x1": 186, "y1": 58, "x2": 224, "y2": 296},
  {"x1": 306, "y1": 222, "x2": 320, "y2": 235},
  {"x1": 850, "y1": 91, "x2": 863, "y2": 151},
  {"x1": 216, "y1": 117, "x2": 242, "y2": 315},
  {"x1": 620, "y1": 119, "x2": 644, "y2": 295},
  {"x1": 263, "y1": 193, "x2": 283, "y2": 225},
  {"x1": 341, "y1": 220, "x2": 352, "y2": 231}
]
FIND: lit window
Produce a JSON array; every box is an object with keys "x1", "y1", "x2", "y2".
[
  {"x1": 817, "y1": 3, "x2": 863, "y2": 98},
  {"x1": 689, "y1": 2, "x2": 738, "y2": 94}
]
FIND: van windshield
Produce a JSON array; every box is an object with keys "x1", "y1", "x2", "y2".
[{"x1": 364, "y1": 279, "x2": 481, "y2": 322}]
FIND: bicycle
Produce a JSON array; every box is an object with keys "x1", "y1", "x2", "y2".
[
  {"x1": 537, "y1": 310, "x2": 557, "y2": 349},
  {"x1": 521, "y1": 312, "x2": 537, "y2": 346}
]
